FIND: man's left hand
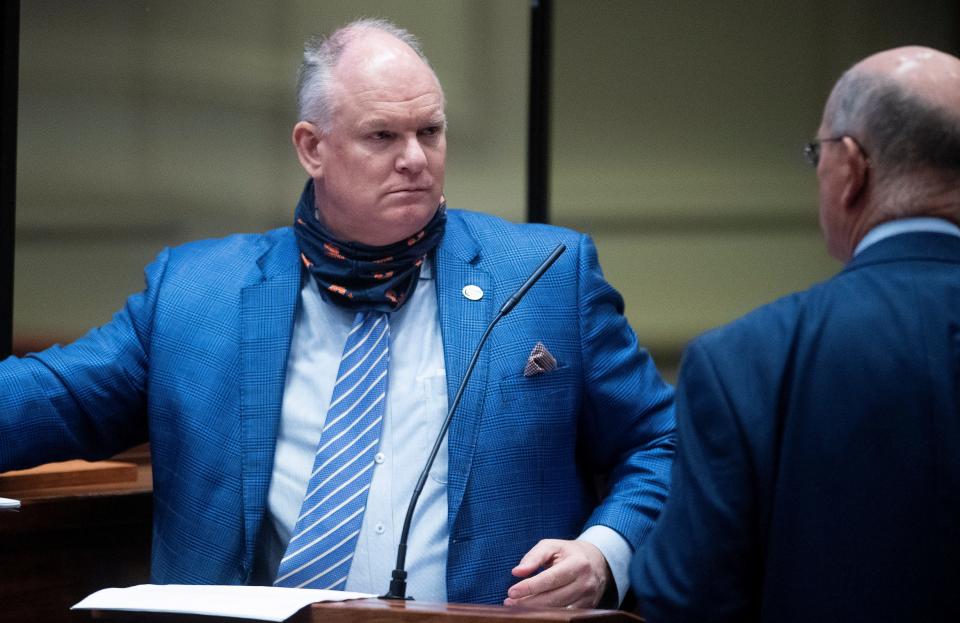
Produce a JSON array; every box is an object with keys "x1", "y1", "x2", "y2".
[{"x1": 503, "y1": 539, "x2": 612, "y2": 609}]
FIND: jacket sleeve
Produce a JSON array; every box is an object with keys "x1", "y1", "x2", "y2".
[
  {"x1": 631, "y1": 337, "x2": 759, "y2": 623},
  {"x1": 0, "y1": 248, "x2": 170, "y2": 471},
  {"x1": 575, "y1": 233, "x2": 676, "y2": 551}
]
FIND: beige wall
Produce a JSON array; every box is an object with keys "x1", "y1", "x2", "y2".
[
  {"x1": 550, "y1": 0, "x2": 957, "y2": 370},
  {"x1": 14, "y1": 1, "x2": 959, "y2": 376}
]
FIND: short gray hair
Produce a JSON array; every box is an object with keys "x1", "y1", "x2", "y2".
[
  {"x1": 297, "y1": 18, "x2": 430, "y2": 129},
  {"x1": 824, "y1": 68, "x2": 960, "y2": 214}
]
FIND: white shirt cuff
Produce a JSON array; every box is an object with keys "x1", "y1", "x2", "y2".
[{"x1": 578, "y1": 524, "x2": 632, "y2": 606}]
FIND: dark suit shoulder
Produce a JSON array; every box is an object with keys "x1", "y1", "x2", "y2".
[
  {"x1": 682, "y1": 281, "x2": 829, "y2": 443},
  {"x1": 694, "y1": 287, "x2": 807, "y2": 359}
]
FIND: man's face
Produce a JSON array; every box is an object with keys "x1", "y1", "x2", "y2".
[{"x1": 312, "y1": 37, "x2": 446, "y2": 247}]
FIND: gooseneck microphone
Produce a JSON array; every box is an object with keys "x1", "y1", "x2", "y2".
[{"x1": 380, "y1": 243, "x2": 566, "y2": 601}]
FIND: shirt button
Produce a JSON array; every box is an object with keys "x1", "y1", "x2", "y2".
[
  {"x1": 375, "y1": 522, "x2": 385, "y2": 535},
  {"x1": 374, "y1": 452, "x2": 385, "y2": 464}
]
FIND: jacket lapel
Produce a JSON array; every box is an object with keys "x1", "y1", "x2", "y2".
[
  {"x1": 239, "y1": 230, "x2": 301, "y2": 576},
  {"x1": 435, "y1": 214, "x2": 494, "y2": 530}
]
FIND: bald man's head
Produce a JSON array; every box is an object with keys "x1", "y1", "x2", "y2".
[
  {"x1": 822, "y1": 46, "x2": 960, "y2": 203},
  {"x1": 853, "y1": 46, "x2": 960, "y2": 112}
]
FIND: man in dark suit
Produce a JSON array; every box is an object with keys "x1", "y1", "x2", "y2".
[{"x1": 632, "y1": 46, "x2": 960, "y2": 622}]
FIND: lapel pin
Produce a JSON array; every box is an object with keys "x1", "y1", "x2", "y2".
[{"x1": 462, "y1": 284, "x2": 484, "y2": 301}]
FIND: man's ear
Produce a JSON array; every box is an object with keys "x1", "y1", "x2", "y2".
[
  {"x1": 292, "y1": 121, "x2": 324, "y2": 178},
  {"x1": 839, "y1": 136, "x2": 869, "y2": 210}
]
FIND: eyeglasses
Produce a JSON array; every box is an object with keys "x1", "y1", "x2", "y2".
[{"x1": 803, "y1": 137, "x2": 845, "y2": 167}]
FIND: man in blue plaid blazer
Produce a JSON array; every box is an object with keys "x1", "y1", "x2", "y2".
[{"x1": 0, "y1": 20, "x2": 674, "y2": 607}]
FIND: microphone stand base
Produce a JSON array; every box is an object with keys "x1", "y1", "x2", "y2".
[
  {"x1": 380, "y1": 569, "x2": 413, "y2": 600},
  {"x1": 378, "y1": 593, "x2": 414, "y2": 601}
]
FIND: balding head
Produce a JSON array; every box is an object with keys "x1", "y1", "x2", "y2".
[
  {"x1": 815, "y1": 46, "x2": 960, "y2": 260},
  {"x1": 821, "y1": 46, "x2": 960, "y2": 212},
  {"x1": 853, "y1": 46, "x2": 960, "y2": 112}
]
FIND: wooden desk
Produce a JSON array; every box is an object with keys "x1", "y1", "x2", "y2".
[
  {"x1": 82, "y1": 598, "x2": 643, "y2": 623},
  {"x1": 0, "y1": 462, "x2": 153, "y2": 623},
  {"x1": 301, "y1": 599, "x2": 643, "y2": 622}
]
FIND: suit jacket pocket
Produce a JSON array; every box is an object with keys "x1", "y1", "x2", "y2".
[{"x1": 496, "y1": 364, "x2": 577, "y2": 421}]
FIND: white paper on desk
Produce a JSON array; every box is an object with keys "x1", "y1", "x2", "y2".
[
  {"x1": 71, "y1": 584, "x2": 375, "y2": 622},
  {"x1": 0, "y1": 496, "x2": 20, "y2": 509}
]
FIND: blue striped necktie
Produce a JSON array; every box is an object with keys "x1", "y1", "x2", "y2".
[{"x1": 274, "y1": 311, "x2": 390, "y2": 589}]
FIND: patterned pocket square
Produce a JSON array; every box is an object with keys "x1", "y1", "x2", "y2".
[{"x1": 523, "y1": 341, "x2": 557, "y2": 377}]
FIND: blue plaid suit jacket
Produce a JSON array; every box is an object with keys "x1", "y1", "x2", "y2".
[{"x1": 0, "y1": 210, "x2": 674, "y2": 603}]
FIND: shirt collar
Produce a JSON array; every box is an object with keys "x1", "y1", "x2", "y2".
[
  {"x1": 421, "y1": 256, "x2": 434, "y2": 280},
  {"x1": 854, "y1": 217, "x2": 960, "y2": 257}
]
